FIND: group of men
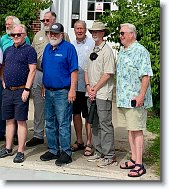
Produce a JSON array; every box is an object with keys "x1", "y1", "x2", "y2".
[{"x1": 0, "y1": 11, "x2": 153, "y2": 178}]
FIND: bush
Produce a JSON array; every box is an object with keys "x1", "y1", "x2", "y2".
[
  {"x1": 144, "y1": 116, "x2": 160, "y2": 175},
  {"x1": 0, "y1": 0, "x2": 52, "y2": 42}
]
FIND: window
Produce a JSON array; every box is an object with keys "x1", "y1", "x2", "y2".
[
  {"x1": 87, "y1": 0, "x2": 113, "y2": 20},
  {"x1": 71, "y1": 0, "x2": 80, "y2": 28}
]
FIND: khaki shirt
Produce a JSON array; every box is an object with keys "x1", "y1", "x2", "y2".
[
  {"x1": 85, "y1": 41, "x2": 115, "y2": 100},
  {"x1": 32, "y1": 30, "x2": 70, "y2": 70}
]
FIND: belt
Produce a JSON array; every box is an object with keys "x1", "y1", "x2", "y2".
[
  {"x1": 6, "y1": 85, "x2": 25, "y2": 91},
  {"x1": 45, "y1": 87, "x2": 70, "y2": 91}
]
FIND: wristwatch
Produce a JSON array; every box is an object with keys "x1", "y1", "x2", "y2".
[{"x1": 24, "y1": 87, "x2": 31, "y2": 92}]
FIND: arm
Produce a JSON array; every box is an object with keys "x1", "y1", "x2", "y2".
[
  {"x1": 22, "y1": 64, "x2": 36, "y2": 102},
  {"x1": 68, "y1": 70, "x2": 78, "y2": 103},
  {"x1": 86, "y1": 73, "x2": 112, "y2": 101},
  {"x1": 134, "y1": 75, "x2": 150, "y2": 107}
]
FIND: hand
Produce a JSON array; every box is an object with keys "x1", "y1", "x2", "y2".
[
  {"x1": 89, "y1": 86, "x2": 96, "y2": 101},
  {"x1": 22, "y1": 90, "x2": 30, "y2": 102},
  {"x1": 68, "y1": 89, "x2": 76, "y2": 103},
  {"x1": 133, "y1": 94, "x2": 144, "y2": 107}
]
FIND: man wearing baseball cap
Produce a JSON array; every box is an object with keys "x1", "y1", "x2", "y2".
[
  {"x1": 26, "y1": 11, "x2": 70, "y2": 148},
  {"x1": 85, "y1": 21, "x2": 117, "y2": 168},
  {"x1": 40, "y1": 23, "x2": 78, "y2": 166}
]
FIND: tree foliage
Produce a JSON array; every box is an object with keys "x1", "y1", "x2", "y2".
[
  {"x1": 100, "y1": 0, "x2": 160, "y2": 115},
  {"x1": 0, "y1": 0, "x2": 52, "y2": 41}
]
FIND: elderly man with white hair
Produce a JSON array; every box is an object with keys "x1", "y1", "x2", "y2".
[
  {"x1": 117, "y1": 23, "x2": 153, "y2": 177},
  {"x1": 0, "y1": 16, "x2": 30, "y2": 52}
]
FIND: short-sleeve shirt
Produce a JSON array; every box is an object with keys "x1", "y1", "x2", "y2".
[
  {"x1": 42, "y1": 40, "x2": 78, "y2": 89},
  {"x1": 85, "y1": 41, "x2": 115, "y2": 100},
  {"x1": 3, "y1": 42, "x2": 37, "y2": 87},
  {"x1": 32, "y1": 30, "x2": 70, "y2": 71},
  {"x1": 72, "y1": 36, "x2": 95, "y2": 92},
  {"x1": 0, "y1": 33, "x2": 30, "y2": 52},
  {"x1": 116, "y1": 41, "x2": 153, "y2": 109}
]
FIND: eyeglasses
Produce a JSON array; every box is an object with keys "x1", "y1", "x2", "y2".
[
  {"x1": 10, "y1": 33, "x2": 24, "y2": 37},
  {"x1": 40, "y1": 19, "x2": 50, "y2": 23},
  {"x1": 119, "y1": 32, "x2": 131, "y2": 36}
]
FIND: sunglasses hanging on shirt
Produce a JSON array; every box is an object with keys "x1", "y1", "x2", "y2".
[{"x1": 89, "y1": 42, "x2": 106, "y2": 61}]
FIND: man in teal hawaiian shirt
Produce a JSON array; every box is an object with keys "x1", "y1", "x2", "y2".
[
  {"x1": 116, "y1": 23, "x2": 153, "y2": 177},
  {"x1": 0, "y1": 16, "x2": 30, "y2": 52}
]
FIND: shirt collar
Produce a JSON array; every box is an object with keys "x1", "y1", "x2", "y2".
[
  {"x1": 13, "y1": 41, "x2": 26, "y2": 49},
  {"x1": 49, "y1": 40, "x2": 64, "y2": 51},
  {"x1": 122, "y1": 40, "x2": 138, "y2": 52},
  {"x1": 76, "y1": 36, "x2": 87, "y2": 44},
  {"x1": 94, "y1": 41, "x2": 106, "y2": 52}
]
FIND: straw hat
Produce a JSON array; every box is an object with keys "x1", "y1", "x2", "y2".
[{"x1": 88, "y1": 21, "x2": 110, "y2": 36}]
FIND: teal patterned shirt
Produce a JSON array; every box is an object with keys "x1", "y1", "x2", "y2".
[{"x1": 116, "y1": 41, "x2": 153, "y2": 109}]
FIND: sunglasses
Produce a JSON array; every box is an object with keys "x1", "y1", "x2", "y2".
[
  {"x1": 119, "y1": 31, "x2": 131, "y2": 36},
  {"x1": 10, "y1": 33, "x2": 24, "y2": 37},
  {"x1": 40, "y1": 19, "x2": 50, "y2": 23}
]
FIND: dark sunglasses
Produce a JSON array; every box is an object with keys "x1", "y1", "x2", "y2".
[
  {"x1": 10, "y1": 33, "x2": 24, "y2": 37},
  {"x1": 40, "y1": 19, "x2": 50, "y2": 23},
  {"x1": 119, "y1": 32, "x2": 125, "y2": 36},
  {"x1": 119, "y1": 31, "x2": 131, "y2": 36}
]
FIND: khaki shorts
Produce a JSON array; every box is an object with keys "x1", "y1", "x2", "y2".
[{"x1": 117, "y1": 107, "x2": 147, "y2": 131}]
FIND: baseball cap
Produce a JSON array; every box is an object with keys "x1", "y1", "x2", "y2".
[{"x1": 49, "y1": 23, "x2": 64, "y2": 33}]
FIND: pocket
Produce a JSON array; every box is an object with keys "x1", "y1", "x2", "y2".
[{"x1": 97, "y1": 99, "x2": 112, "y2": 111}]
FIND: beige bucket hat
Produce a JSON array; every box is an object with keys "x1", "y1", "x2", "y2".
[{"x1": 88, "y1": 21, "x2": 110, "y2": 36}]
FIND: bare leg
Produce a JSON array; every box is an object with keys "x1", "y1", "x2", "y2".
[
  {"x1": 120, "y1": 130, "x2": 136, "y2": 168},
  {"x1": 17, "y1": 121, "x2": 27, "y2": 153},
  {"x1": 84, "y1": 119, "x2": 93, "y2": 156},
  {"x1": 85, "y1": 120, "x2": 92, "y2": 146},
  {"x1": 72, "y1": 114, "x2": 83, "y2": 144},
  {"x1": 128, "y1": 130, "x2": 145, "y2": 176},
  {"x1": 128, "y1": 130, "x2": 136, "y2": 161},
  {"x1": 6, "y1": 119, "x2": 15, "y2": 149}
]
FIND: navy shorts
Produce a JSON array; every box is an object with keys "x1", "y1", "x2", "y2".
[
  {"x1": 2, "y1": 88, "x2": 29, "y2": 121},
  {"x1": 73, "y1": 91, "x2": 88, "y2": 119}
]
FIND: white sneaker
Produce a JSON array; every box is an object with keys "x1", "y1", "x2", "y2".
[
  {"x1": 87, "y1": 153, "x2": 102, "y2": 162},
  {"x1": 97, "y1": 158, "x2": 118, "y2": 168}
]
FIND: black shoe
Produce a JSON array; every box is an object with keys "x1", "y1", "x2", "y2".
[
  {"x1": 0, "y1": 136, "x2": 5, "y2": 142},
  {"x1": 26, "y1": 137, "x2": 44, "y2": 147},
  {"x1": 40, "y1": 151, "x2": 60, "y2": 161},
  {"x1": 13, "y1": 136, "x2": 18, "y2": 145},
  {"x1": 13, "y1": 152, "x2": 24, "y2": 163},
  {"x1": 55, "y1": 151, "x2": 72, "y2": 166},
  {"x1": 0, "y1": 148, "x2": 13, "y2": 158}
]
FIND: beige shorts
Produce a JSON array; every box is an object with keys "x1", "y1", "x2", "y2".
[{"x1": 117, "y1": 107, "x2": 147, "y2": 131}]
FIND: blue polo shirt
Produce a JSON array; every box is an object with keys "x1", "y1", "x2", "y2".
[
  {"x1": 0, "y1": 34, "x2": 31, "y2": 52},
  {"x1": 42, "y1": 40, "x2": 78, "y2": 89},
  {"x1": 3, "y1": 42, "x2": 37, "y2": 87}
]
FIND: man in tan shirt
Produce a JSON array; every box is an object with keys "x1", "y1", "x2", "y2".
[
  {"x1": 85, "y1": 21, "x2": 116, "y2": 168},
  {"x1": 26, "y1": 11, "x2": 70, "y2": 147}
]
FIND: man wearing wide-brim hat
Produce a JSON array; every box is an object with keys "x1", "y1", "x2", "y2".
[
  {"x1": 88, "y1": 20, "x2": 110, "y2": 37},
  {"x1": 84, "y1": 20, "x2": 117, "y2": 168}
]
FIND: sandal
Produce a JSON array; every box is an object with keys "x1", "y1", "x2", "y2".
[
  {"x1": 128, "y1": 164, "x2": 146, "y2": 177},
  {"x1": 84, "y1": 144, "x2": 94, "y2": 156},
  {"x1": 71, "y1": 141, "x2": 85, "y2": 152},
  {"x1": 120, "y1": 158, "x2": 135, "y2": 169}
]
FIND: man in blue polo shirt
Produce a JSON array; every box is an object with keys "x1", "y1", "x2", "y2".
[
  {"x1": 0, "y1": 24, "x2": 37, "y2": 163},
  {"x1": 40, "y1": 23, "x2": 78, "y2": 166}
]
